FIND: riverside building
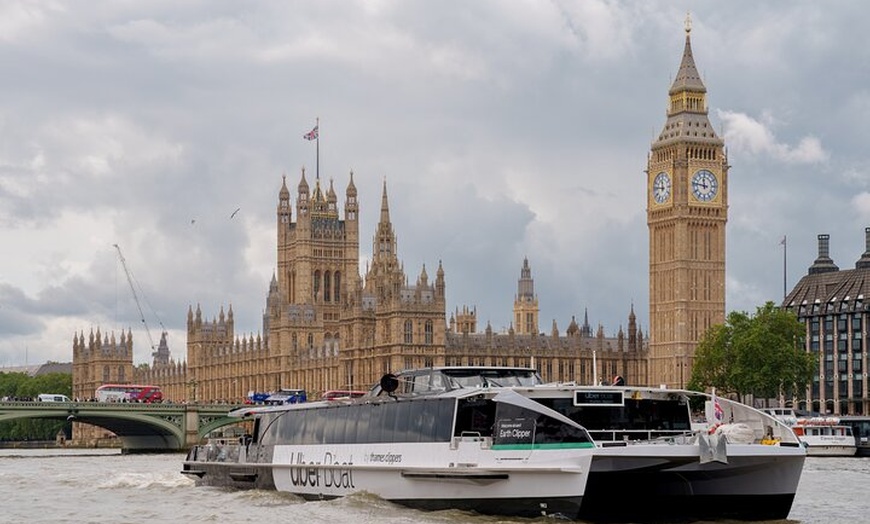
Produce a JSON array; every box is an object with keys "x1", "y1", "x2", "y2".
[{"x1": 783, "y1": 230, "x2": 870, "y2": 415}]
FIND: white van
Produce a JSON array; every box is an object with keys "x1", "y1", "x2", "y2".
[{"x1": 37, "y1": 394, "x2": 71, "y2": 402}]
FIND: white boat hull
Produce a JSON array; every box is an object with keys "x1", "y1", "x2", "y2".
[
  {"x1": 186, "y1": 439, "x2": 593, "y2": 520},
  {"x1": 801, "y1": 441, "x2": 858, "y2": 456}
]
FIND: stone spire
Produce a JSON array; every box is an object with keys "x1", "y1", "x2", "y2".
[{"x1": 669, "y1": 12, "x2": 706, "y2": 96}]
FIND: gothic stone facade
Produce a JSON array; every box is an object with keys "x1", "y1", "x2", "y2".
[{"x1": 74, "y1": 171, "x2": 647, "y2": 403}]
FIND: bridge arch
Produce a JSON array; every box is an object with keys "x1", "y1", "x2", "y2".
[{"x1": 0, "y1": 402, "x2": 240, "y2": 452}]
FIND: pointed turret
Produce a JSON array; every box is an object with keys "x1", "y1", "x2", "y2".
[
  {"x1": 435, "y1": 260, "x2": 445, "y2": 299},
  {"x1": 513, "y1": 257, "x2": 539, "y2": 335},
  {"x1": 380, "y1": 178, "x2": 391, "y2": 224},
  {"x1": 279, "y1": 173, "x2": 290, "y2": 200},
  {"x1": 669, "y1": 13, "x2": 706, "y2": 96},
  {"x1": 655, "y1": 13, "x2": 721, "y2": 147},
  {"x1": 298, "y1": 167, "x2": 309, "y2": 195},
  {"x1": 581, "y1": 308, "x2": 592, "y2": 337},
  {"x1": 628, "y1": 303, "x2": 638, "y2": 351}
]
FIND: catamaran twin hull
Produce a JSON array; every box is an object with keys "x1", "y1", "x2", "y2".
[
  {"x1": 182, "y1": 367, "x2": 807, "y2": 522},
  {"x1": 184, "y1": 440, "x2": 593, "y2": 519},
  {"x1": 580, "y1": 444, "x2": 805, "y2": 522},
  {"x1": 184, "y1": 440, "x2": 805, "y2": 522}
]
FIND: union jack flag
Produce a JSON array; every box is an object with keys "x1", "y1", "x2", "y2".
[{"x1": 303, "y1": 125, "x2": 318, "y2": 141}]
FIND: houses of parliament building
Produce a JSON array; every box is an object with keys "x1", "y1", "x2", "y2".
[
  {"x1": 73, "y1": 20, "x2": 725, "y2": 404},
  {"x1": 73, "y1": 174, "x2": 648, "y2": 403}
]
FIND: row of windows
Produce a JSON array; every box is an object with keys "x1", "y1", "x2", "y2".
[
  {"x1": 257, "y1": 396, "x2": 594, "y2": 447},
  {"x1": 260, "y1": 398, "x2": 455, "y2": 445},
  {"x1": 403, "y1": 320, "x2": 435, "y2": 344}
]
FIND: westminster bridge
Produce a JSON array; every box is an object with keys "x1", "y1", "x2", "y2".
[{"x1": 0, "y1": 401, "x2": 245, "y2": 453}]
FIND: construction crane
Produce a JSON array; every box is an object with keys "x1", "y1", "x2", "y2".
[{"x1": 113, "y1": 243, "x2": 166, "y2": 358}]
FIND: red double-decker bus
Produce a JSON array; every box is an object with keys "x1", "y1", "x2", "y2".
[{"x1": 95, "y1": 384, "x2": 163, "y2": 403}]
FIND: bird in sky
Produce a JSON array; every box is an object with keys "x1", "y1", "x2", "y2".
[{"x1": 230, "y1": 208, "x2": 240, "y2": 219}]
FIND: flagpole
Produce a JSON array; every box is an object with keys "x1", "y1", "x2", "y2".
[
  {"x1": 316, "y1": 117, "x2": 320, "y2": 181},
  {"x1": 782, "y1": 235, "x2": 787, "y2": 300}
]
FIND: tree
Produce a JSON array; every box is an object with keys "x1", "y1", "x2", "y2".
[
  {"x1": 688, "y1": 301, "x2": 815, "y2": 401},
  {"x1": 0, "y1": 371, "x2": 72, "y2": 441}
]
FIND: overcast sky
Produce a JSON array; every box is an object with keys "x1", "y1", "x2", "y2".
[{"x1": 1, "y1": 1, "x2": 867, "y2": 366}]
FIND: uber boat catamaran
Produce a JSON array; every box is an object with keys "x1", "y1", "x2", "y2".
[{"x1": 182, "y1": 366, "x2": 806, "y2": 522}]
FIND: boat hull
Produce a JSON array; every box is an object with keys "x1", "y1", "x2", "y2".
[
  {"x1": 578, "y1": 444, "x2": 806, "y2": 522},
  {"x1": 183, "y1": 439, "x2": 592, "y2": 520},
  {"x1": 802, "y1": 444, "x2": 857, "y2": 457}
]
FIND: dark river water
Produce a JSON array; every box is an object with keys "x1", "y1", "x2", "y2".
[{"x1": 0, "y1": 449, "x2": 862, "y2": 524}]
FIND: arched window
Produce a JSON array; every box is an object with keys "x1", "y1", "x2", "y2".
[
  {"x1": 425, "y1": 320, "x2": 433, "y2": 344},
  {"x1": 103, "y1": 365, "x2": 110, "y2": 383},
  {"x1": 313, "y1": 270, "x2": 321, "y2": 300},
  {"x1": 118, "y1": 366, "x2": 126, "y2": 383},
  {"x1": 334, "y1": 272, "x2": 341, "y2": 303},
  {"x1": 404, "y1": 320, "x2": 413, "y2": 344},
  {"x1": 324, "y1": 271, "x2": 332, "y2": 302}
]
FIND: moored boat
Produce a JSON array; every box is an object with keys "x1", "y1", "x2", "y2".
[
  {"x1": 792, "y1": 417, "x2": 857, "y2": 457},
  {"x1": 762, "y1": 408, "x2": 858, "y2": 457},
  {"x1": 182, "y1": 367, "x2": 806, "y2": 522}
]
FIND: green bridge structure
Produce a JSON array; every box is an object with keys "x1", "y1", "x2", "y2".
[{"x1": 0, "y1": 401, "x2": 245, "y2": 453}]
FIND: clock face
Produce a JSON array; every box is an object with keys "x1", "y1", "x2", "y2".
[
  {"x1": 691, "y1": 169, "x2": 718, "y2": 202},
  {"x1": 652, "y1": 172, "x2": 671, "y2": 204}
]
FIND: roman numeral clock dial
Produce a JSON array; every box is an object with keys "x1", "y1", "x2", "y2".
[
  {"x1": 652, "y1": 172, "x2": 671, "y2": 204},
  {"x1": 691, "y1": 169, "x2": 718, "y2": 202}
]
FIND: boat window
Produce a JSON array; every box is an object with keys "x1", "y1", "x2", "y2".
[
  {"x1": 536, "y1": 397, "x2": 692, "y2": 441},
  {"x1": 454, "y1": 397, "x2": 496, "y2": 437},
  {"x1": 393, "y1": 400, "x2": 414, "y2": 442},
  {"x1": 354, "y1": 404, "x2": 372, "y2": 442},
  {"x1": 260, "y1": 398, "x2": 456, "y2": 445},
  {"x1": 492, "y1": 403, "x2": 592, "y2": 448}
]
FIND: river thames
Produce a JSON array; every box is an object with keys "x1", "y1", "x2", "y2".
[{"x1": 0, "y1": 449, "x2": 865, "y2": 524}]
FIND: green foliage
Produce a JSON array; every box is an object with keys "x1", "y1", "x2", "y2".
[
  {"x1": 690, "y1": 301, "x2": 816, "y2": 399},
  {"x1": 0, "y1": 372, "x2": 72, "y2": 441}
]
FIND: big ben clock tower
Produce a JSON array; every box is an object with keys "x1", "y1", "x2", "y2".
[{"x1": 648, "y1": 15, "x2": 728, "y2": 388}]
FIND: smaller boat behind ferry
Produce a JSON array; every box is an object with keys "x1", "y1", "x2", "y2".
[
  {"x1": 792, "y1": 417, "x2": 857, "y2": 457},
  {"x1": 762, "y1": 408, "x2": 858, "y2": 457},
  {"x1": 182, "y1": 367, "x2": 806, "y2": 522}
]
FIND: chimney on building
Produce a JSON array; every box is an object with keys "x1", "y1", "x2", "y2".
[
  {"x1": 856, "y1": 227, "x2": 870, "y2": 269},
  {"x1": 808, "y1": 234, "x2": 839, "y2": 274}
]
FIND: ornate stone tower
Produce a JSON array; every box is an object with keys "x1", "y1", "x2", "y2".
[
  {"x1": 647, "y1": 16, "x2": 728, "y2": 388},
  {"x1": 72, "y1": 328, "x2": 133, "y2": 400},
  {"x1": 267, "y1": 169, "x2": 362, "y2": 393},
  {"x1": 513, "y1": 257, "x2": 539, "y2": 335}
]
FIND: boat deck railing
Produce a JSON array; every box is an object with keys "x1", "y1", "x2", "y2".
[{"x1": 588, "y1": 429, "x2": 696, "y2": 444}]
